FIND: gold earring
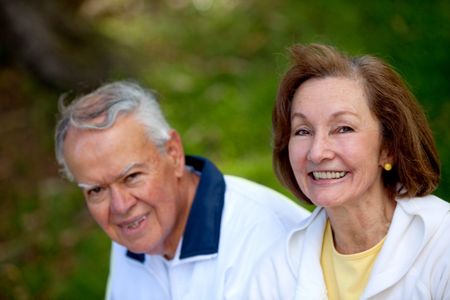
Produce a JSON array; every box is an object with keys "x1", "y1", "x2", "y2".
[{"x1": 383, "y1": 163, "x2": 392, "y2": 171}]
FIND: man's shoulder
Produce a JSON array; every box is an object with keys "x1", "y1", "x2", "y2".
[
  {"x1": 222, "y1": 175, "x2": 310, "y2": 227},
  {"x1": 224, "y1": 175, "x2": 293, "y2": 203}
]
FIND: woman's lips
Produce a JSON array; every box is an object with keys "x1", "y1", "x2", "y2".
[{"x1": 311, "y1": 171, "x2": 348, "y2": 180}]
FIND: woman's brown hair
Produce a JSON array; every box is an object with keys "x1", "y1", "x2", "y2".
[{"x1": 273, "y1": 43, "x2": 440, "y2": 204}]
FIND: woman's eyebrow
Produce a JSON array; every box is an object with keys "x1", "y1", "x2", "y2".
[
  {"x1": 291, "y1": 110, "x2": 358, "y2": 121},
  {"x1": 290, "y1": 112, "x2": 307, "y2": 121},
  {"x1": 330, "y1": 110, "x2": 359, "y2": 119}
]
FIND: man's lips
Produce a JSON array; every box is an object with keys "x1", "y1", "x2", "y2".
[{"x1": 118, "y1": 214, "x2": 148, "y2": 230}]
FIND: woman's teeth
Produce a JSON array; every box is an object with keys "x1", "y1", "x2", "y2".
[{"x1": 313, "y1": 171, "x2": 346, "y2": 180}]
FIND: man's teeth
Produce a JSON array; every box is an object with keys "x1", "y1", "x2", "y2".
[
  {"x1": 313, "y1": 171, "x2": 346, "y2": 180},
  {"x1": 127, "y1": 216, "x2": 146, "y2": 229}
]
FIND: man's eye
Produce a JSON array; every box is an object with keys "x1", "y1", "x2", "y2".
[
  {"x1": 124, "y1": 173, "x2": 141, "y2": 184},
  {"x1": 84, "y1": 186, "x2": 107, "y2": 203},
  {"x1": 87, "y1": 186, "x2": 103, "y2": 196}
]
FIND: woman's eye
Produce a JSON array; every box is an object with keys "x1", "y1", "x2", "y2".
[
  {"x1": 294, "y1": 128, "x2": 310, "y2": 136},
  {"x1": 337, "y1": 126, "x2": 354, "y2": 133}
]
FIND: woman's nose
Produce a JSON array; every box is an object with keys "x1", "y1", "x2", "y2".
[{"x1": 306, "y1": 133, "x2": 334, "y2": 163}]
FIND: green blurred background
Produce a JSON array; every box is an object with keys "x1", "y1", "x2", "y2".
[{"x1": 0, "y1": 0, "x2": 449, "y2": 298}]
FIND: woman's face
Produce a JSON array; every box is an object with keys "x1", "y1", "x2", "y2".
[{"x1": 288, "y1": 76, "x2": 388, "y2": 208}]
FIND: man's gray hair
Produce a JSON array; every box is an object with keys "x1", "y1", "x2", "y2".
[{"x1": 55, "y1": 81, "x2": 172, "y2": 181}]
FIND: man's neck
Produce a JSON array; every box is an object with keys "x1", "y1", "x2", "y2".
[{"x1": 162, "y1": 168, "x2": 200, "y2": 260}]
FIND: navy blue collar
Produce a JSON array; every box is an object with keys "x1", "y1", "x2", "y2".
[{"x1": 126, "y1": 155, "x2": 226, "y2": 262}]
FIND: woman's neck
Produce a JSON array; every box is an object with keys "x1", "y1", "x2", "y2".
[{"x1": 325, "y1": 195, "x2": 396, "y2": 254}]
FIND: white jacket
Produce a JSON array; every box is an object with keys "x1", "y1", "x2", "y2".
[{"x1": 248, "y1": 195, "x2": 450, "y2": 300}]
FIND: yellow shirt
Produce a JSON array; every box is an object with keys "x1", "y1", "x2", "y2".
[{"x1": 321, "y1": 221, "x2": 385, "y2": 300}]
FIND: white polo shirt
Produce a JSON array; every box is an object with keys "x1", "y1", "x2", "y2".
[{"x1": 105, "y1": 156, "x2": 309, "y2": 300}]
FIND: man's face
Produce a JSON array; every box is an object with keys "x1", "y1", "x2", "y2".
[{"x1": 63, "y1": 115, "x2": 189, "y2": 256}]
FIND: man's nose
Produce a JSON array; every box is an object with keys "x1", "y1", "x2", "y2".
[{"x1": 109, "y1": 186, "x2": 136, "y2": 214}]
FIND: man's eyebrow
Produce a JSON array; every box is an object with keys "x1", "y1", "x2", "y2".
[
  {"x1": 77, "y1": 162, "x2": 144, "y2": 190},
  {"x1": 78, "y1": 182, "x2": 97, "y2": 190},
  {"x1": 115, "y1": 162, "x2": 143, "y2": 180}
]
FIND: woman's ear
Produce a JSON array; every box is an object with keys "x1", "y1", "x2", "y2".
[{"x1": 379, "y1": 146, "x2": 394, "y2": 169}]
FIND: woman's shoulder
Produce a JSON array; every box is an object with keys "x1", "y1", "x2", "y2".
[
  {"x1": 397, "y1": 194, "x2": 450, "y2": 215},
  {"x1": 396, "y1": 194, "x2": 450, "y2": 243}
]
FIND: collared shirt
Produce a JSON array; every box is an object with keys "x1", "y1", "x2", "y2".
[{"x1": 106, "y1": 156, "x2": 310, "y2": 300}]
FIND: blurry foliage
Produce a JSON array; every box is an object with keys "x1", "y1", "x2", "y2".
[{"x1": 0, "y1": 0, "x2": 449, "y2": 298}]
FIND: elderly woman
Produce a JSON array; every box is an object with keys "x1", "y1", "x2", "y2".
[{"x1": 249, "y1": 44, "x2": 450, "y2": 299}]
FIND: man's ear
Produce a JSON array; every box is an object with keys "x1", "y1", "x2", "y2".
[{"x1": 165, "y1": 130, "x2": 185, "y2": 177}]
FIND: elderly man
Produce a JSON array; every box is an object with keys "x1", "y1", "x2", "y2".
[{"x1": 55, "y1": 81, "x2": 309, "y2": 300}]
